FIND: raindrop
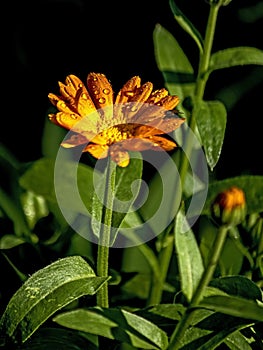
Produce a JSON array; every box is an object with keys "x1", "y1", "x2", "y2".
[
  {"x1": 98, "y1": 97, "x2": 106, "y2": 104},
  {"x1": 103, "y1": 88, "x2": 110, "y2": 95},
  {"x1": 93, "y1": 89, "x2": 100, "y2": 95}
]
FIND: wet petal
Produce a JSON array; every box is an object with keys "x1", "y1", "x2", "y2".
[
  {"x1": 146, "y1": 88, "x2": 169, "y2": 104},
  {"x1": 61, "y1": 133, "x2": 88, "y2": 148},
  {"x1": 87, "y1": 72, "x2": 113, "y2": 109},
  {"x1": 115, "y1": 76, "x2": 141, "y2": 105},
  {"x1": 84, "y1": 144, "x2": 109, "y2": 159},
  {"x1": 49, "y1": 111, "x2": 82, "y2": 130},
  {"x1": 109, "y1": 145, "x2": 130, "y2": 167}
]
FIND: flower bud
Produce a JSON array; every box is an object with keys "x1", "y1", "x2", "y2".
[{"x1": 212, "y1": 186, "x2": 247, "y2": 226}]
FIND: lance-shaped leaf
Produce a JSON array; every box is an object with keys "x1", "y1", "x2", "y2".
[
  {"x1": 19, "y1": 157, "x2": 95, "y2": 214},
  {"x1": 153, "y1": 24, "x2": 196, "y2": 101},
  {"x1": 199, "y1": 295, "x2": 263, "y2": 322},
  {"x1": 193, "y1": 99, "x2": 227, "y2": 171},
  {"x1": 0, "y1": 256, "x2": 109, "y2": 344},
  {"x1": 208, "y1": 47, "x2": 263, "y2": 75},
  {"x1": 53, "y1": 307, "x2": 168, "y2": 350},
  {"x1": 91, "y1": 154, "x2": 143, "y2": 245},
  {"x1": 174, "y1": 205, "x2": 204, "y2": 302},
  {"x1": 169, "y1": 0, "x2": 204, "y2": 54}
]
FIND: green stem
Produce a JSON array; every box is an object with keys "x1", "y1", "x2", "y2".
[
  {"x1": 177, "y1": 2, "x2": 221, "y2": 195},
  {"x1": 167, "y1": 4, "x2": 223, "y2": 349},
  {"x1": 96, "y1": 157, "x2": 116, "y2": 308},
  {"x1": 147, "y1": 234, "x2": 174, "y2": 306},
  {"x1": 168, "y1": 225, "x2": 229, "y2": 350}
]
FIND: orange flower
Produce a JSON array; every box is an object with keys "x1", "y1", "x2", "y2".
[{"x1": 48, "y1": 73, "x2": 185, "y2": 167}]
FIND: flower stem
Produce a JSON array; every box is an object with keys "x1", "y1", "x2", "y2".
[
  {"x1": 167, "y1": 225, "x2": 229, "y2": 349},
  {"x1": 167, "y1": 3, "x2": 224, "y2": 349},
  {"x1": 147, "y1": 234, "x2": 174, "y2": 306},
  {"x1": 96, "y1": 157, "x2": 116, "y2": 308}
]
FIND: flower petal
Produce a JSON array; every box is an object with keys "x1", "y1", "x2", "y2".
[
  {"x1": 115, "y1": 76, "x2": 141, "y2": 105},
  {"x1": 84, "y1": 144, "x2": 109, "y2": 159},
  {"x1": 61, "y1": 133, "x2": 88, "y2": 148},
  {"x1": 109, "y1": 145, "x2": 130, "y2": 167},
  {"x1": 87, "y1": 72, "x2": 113, "y2": 109},
  {"x1": 49, "y1": 111, "x2": 82, "y2": 130}
]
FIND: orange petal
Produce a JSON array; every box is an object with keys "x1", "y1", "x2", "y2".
[
  {"x1": 61, "y1": 133, "x2": 88, "y2": 148},
  {"x1": 84, "y1": 144, "x2": 109, "y2": 159},
  {"x1": 87, "y1": 72, "x2": 113, "y2": 109},
  {"x1": 146, "y1": 88, "x2": 169, "y2": 104},
  {"x1": 49, "y1": 111, "x2": 82, "y2": 130},
  {"x1": 147, "y1": 135, "x2": 177, "y2": 151},
  {"x1": 109, "y1": 146, "x2": 130, "y2": 167},
  {"x1": 115, "y1": 76, "x2": 141, "y2": 105},
  {"x1": 157, "y1": 95, "x2": 180, "y2": 110}
]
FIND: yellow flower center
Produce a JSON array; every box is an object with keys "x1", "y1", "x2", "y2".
[{"x1": 91, "y1": 125, "x2": 134, "y2": 146}]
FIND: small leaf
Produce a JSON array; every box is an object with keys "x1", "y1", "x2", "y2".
[
  {"x1": 208, "y1": 47, "x2": 263, "y2": 74},
  {"x1": 53, "y1": 307, "x2": 168, "y2": 350},
  {"x1": 199, "y1": 295, "x2": 263, "y2": 322},
  {"x1": 169, "y1": 0, "x2": 204, "y2": 54},
  {"x1": 0, "y1": 234, "x2": 26, "y2": 249},
  {"x1": 0, "y1": 256, "x2": 108, "y2": 344},
  {"x1": 153, "y1": 24, "x2": 196, "y2": 101},
  {"x1": 174, "y1": 205, "x2": 204, "y2": 302},
  {"x1": 193, "y1": 99, "x2": 227, "y2": 171}
]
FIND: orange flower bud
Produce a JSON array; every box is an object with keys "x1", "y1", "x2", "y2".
[{"x1": 212, "y1": 186, "x2": 247, "y2": 226}]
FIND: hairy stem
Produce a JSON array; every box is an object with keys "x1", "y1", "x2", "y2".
[{"x1": 96, "y1": 157, "x2": 116, "y2": 308}]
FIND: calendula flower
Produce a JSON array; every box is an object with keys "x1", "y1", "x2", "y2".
[
  {"x1": 212, "y1": 186, "x2": 247, "y2": 226},
  {"x1": 48, "y1": 73, "x2": 185, "y2": 167}
]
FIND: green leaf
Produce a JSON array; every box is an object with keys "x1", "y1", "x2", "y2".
[
  {"x1": 210, "y1": 276, "x2": 262, "y2": 302},
  {"x1": 0, "y1": 256, "x2": 108, "y2": 344},
  {"x1": 199, "y1": 295, "x2": 263, "y2": 322},
  {"x1": 169, "y1": 0, "x2": 203, "y2": 54},
  {"x1": 193, "y1": 99, "x2": 227, "y2": 171},
  {"x1": 91, "y1": 154, "x2": 143, "y2": 244},
  {"x1": 0, "y1": 187, "x2": 31, "y2": 238},
  {"x1": 53, "y1": 307, "x2": 168, "y2": 350},
  {"x1": 201, "y1": 176, "x2": 263, "y2": 216},
  {"x1": 171, "y1": 308, "x2": 253, "y2": 349},
  {"x1": 174, "y1": 206, "x2": 204, "y2": 302},
  {"x1": 20, "y1": 191, "x2": 49, "y2": 229},
  {"x1": 19, "y1": 157, "x2": 95, "y2": 215},
  {"x1": 224, "y1": 330, "x2": 253, "y2": 350},
  {"x1": 208, "y1": 47, "x2": 263, "y2": 74},
  {"x1": 153, "y1": 24, "x2": 195, "y2": 101},
  {"x1": 0, "y1": 234, "x2": 26, "y2": 249},
  {"x1": 18, "y1": 327, "x2": 95, "y2": 350}
]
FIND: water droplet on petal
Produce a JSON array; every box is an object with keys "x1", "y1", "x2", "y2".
[
  {"x1": 103, "y1": 88, "x2": 110, "y2": 95},
  {"x1": 93, "y1": 89, "x2": 100, "y2": 95},
  {"x1": 98, "y1": 97, "x2": 106, "y2": 104}
]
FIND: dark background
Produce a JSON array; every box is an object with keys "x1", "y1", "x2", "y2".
[{"x1": 5, "y1": 0, "x2": 263, "y2": 178}]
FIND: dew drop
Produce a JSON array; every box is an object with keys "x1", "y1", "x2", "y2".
[
  {"x1": 92, "y1": 76, "x2": 98, "y2": 81},
  {"x1": 98, "y1": 97, "x2": 106, "y2": 104},
  {"x1": 71, "y1": 114, "x2": 78, "y2": 119},
  {"x1": 93, "y1": 89, "x2": 100, "y2": 95},
  {"x1": 103, "y1": 88, "x2": 110, "y2": 95},
  {"x1": 78, "y1": 83, "x2": 83, "y2": 88},
  {"x1": 81, "y1": 93, "x2": 88, "y2": 100}
]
